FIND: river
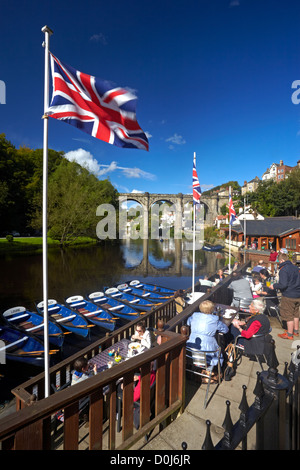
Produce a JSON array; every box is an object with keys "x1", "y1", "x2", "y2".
[{"x1": 0, "y1": 239, "x2": 227, "y2": 403}]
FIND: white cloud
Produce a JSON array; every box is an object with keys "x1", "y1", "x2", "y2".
[
  {"x1": 64, "y1": 149, "x2": 156, "y2": 181},
  {"x1": 166, "y1": 133, "x2": 186, "y2": 147},
  {"x1": 64, "y1": 148, "x2": 101, "y2": 175},
  {"x1": 90, "y1": 33, "x2": 108, "y2": 45}
]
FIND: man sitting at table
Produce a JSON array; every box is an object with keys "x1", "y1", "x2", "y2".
[{"x1": 131, "y1": 320, "x2": 152, "y2": 350}]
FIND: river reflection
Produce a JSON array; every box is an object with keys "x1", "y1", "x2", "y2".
[{"x1": 0, "y1": 239, "x2": 227, "y2": 312}]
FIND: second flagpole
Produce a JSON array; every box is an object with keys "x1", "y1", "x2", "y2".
[
  {"x1": 41, "y1": 25, "x2": 53, "y2": 398},
  {"x1": 192, "y1": 152, "x2": 196, "y2": 298}
]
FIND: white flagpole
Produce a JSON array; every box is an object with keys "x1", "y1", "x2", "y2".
[
  {"x1": 228, "y1": 186, "x2": 232, "y2": 274},
  {"x1": 192, "y1": 152, "x2": 196, "y2": 298},
  {"x1": 41, "y1": 25, "x2": 53, "y2": 398}
]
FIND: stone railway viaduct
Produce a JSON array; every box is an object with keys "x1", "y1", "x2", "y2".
[{"x1": 118, "y1": 192, "x2": 228, "y2": 237}]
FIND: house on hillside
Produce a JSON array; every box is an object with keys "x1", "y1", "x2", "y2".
[
  {"x1": 262, "y1": 163, "x2": 278, "y2": 182},
  {"x1": 241, "y1": 177, "x2": 260, "y2": 195},
  {"x1": 262, "y1": 160, "x2": 300, "y2": 183},
  {"x1": 225, "y1": 217, "x2": 300, "y2": 253}
]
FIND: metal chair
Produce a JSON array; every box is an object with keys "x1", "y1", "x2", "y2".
[
  {"x1": 233, "y1": 328, "x2": 273, "y2": 371},
  {"x1": 232, "y1": 296, "x2": 253, "y2": 315},
  {"x1": 262, "y1": 296, "x2": 283, "y2": 327},
  {"x1": 186, "y1": 346, "x2": 221, "y2": 409}
]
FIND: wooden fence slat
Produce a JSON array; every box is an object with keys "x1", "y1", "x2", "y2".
[
  {"x1": 122, "y1": 371, "x2": 134, "y2": 441},
  {"x1": 140, "y1": 363, "x2": 151, "y2": 429},
  {"x1": 14, "y1": 419, "x2": 44, "y2": 449},
  {"x1": 89, "y1": 388, "x2": 103, "y2": 450},
  {"x1": 64, "y1": 401, "x2": 79, "y2": 450}
]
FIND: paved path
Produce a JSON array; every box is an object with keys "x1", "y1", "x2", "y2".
[{"x1": 142, "y1": 317, "x2": 296, "y2": 451}]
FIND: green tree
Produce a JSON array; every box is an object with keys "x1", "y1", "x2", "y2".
[{"x1": 32, "y1": 159, "x2": 118, "y2": 246}]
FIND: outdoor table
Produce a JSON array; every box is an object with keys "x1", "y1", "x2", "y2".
[
  {"x1": 214, "y1": 303, "x2": 239, "y2": 327},
  {"x1": 88, "y1": 338, "x2": 131, "y2": 372}
]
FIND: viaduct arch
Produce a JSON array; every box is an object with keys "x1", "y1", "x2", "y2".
[{"x1": 118, "y1": 192, "x2": 228, "y2": 238}]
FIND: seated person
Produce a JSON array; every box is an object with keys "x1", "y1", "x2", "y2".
[
  {"x1": 117, "y1": 364, "x2": 156, "y2": 430},
  {"x1": 214, "y1": 269, "x2": 225, "y2": 283},
  {"x1": 131, "y1": 320, "x2": 151, "y2": 349},
  {"x1": 228, "y1": 272, "x2": 253, "y2": 307},
  {"x1": 258, "y1": 268, "x2": 279, "y2": 313},
  {"x1": 199, "y1": 275, "x2": 215, "y2": 287},
  {"x1": 186, "y1": 300, "x2": 229, "y2": 370},
  {"x1": 174, "y1": 289, "x2": 186, "y2": 314},
  {"x1": 250, "y1": 275, "x2": 262, "y2": 298},
  {"x1": 231, "y1": 299, "x2": 277, "y2": 367},
  {"x1": 71, "y1": 356, "x2": 97, "y2": 385}
]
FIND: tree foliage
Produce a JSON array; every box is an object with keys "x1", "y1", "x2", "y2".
[
  {"x1": 0, "y1": 133, "x2": 119, "y2": 243},
  {"x1": 247, "y1": 170, "x2": 300, "y2": 217}
]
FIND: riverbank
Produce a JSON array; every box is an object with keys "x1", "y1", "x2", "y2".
[{"x1": 0, "y1": 236, "x2": 100, "y2": 255}]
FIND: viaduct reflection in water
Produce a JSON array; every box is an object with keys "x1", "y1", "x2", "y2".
[
  {"x1": 0, "y1": 240, "x2": 226, "y2": 312},
  {"x1": 119, "y1": 239, "x2": 226, "y2": 277}
]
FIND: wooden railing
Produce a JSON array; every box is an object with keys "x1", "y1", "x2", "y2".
[
  {"x1": 0, "y1": 262, "x2": 251, "y2": 450},
  {"x1": 0, "y1": 327, "x2": 188, "y2": 450}
]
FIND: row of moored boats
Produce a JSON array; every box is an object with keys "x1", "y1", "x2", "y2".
[{"x1": 0, "y1": 280, "x2": 175, "y2": 366}]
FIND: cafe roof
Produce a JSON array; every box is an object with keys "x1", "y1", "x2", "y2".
[{"x1": 231, "y1": 217, "x2": 300, "y2": 237}]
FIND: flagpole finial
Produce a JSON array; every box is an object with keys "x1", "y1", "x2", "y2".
[{"x1": 41, "y1": 25, "x2": 53, "y2": 35}]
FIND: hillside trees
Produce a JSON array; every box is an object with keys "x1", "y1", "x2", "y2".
[{"x1": 247, "y1": 169, "x2": 300, "y2": 217}]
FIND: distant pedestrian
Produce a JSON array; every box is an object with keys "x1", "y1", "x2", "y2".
[
  {"x1": 270, "y1": 253, "x2": 300, "y2": 339},
  {"x1": 252, "y1": 260, "x2": 265, "y2": 274}
]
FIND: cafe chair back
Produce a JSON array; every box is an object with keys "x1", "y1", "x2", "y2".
[{"x1": 186, "y1": 346, "x2": 221, "y2": 409}]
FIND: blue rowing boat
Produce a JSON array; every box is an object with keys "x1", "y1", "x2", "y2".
[
  {"x1": 0, "y1": 324, "x2": 58, "y2": 366},
  {"x1": 128, "y1": 280, "x2": 175, "y2": 296},
  {"x1": 1, "y1": 306, "x2": 65, "y2": 348},
  {"x1": 65, "y1": 295, "x2": 117, "y2": 332},
  {"x1": 104, "y1": 287, "x2": 160, "y2": 311},
  {"x1": 117, "y1": 282, "x2": 173, "y2": 301},
  {"x1": 36, "y1": 299, "x2": 92, "y2": 338},
  {"x1": 87, "y1": 292, "x2": 143, "y2": 321}
]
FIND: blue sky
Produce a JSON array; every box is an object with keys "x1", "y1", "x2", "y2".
[{"x1": 1, "y1": 0, "x2": 300, "y2": 196}]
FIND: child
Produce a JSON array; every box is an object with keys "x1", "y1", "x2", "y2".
[
  {"x1": 251, "y1": 276, "x2": 262, "y2": 298},
  {"x1": 71, "y1": 356, "x2": 97, "y2": 386}
]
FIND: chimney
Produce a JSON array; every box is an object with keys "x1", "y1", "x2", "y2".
[{"x1": 280, "y1": 160, "x2": 283, "y2": 166}]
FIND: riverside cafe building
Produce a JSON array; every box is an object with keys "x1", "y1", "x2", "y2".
[{"x1": 224, "y1": 217, "x2": 300, "y2": 259}]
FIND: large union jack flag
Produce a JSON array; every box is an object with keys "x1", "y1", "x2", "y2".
[
  {"x1": 46, "y1": 53, "x2": 149, "y2": 151},
  {"x1": 192, "y1": 162, "x2": 201, "y2": 205},
  {"x1": 229, "y1": 192, "x2": 236, "y2": 225}
]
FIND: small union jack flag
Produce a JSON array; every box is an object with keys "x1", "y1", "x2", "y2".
[
  {"x1": 229, "y1": 192, "x2": 236, "y2": 225},
  {"x1": 46, "y1": 53, "x2": 149, "y2": 151},
  {"x1": 192, "y1": 162, "x2": 201, "y2": 205}
]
